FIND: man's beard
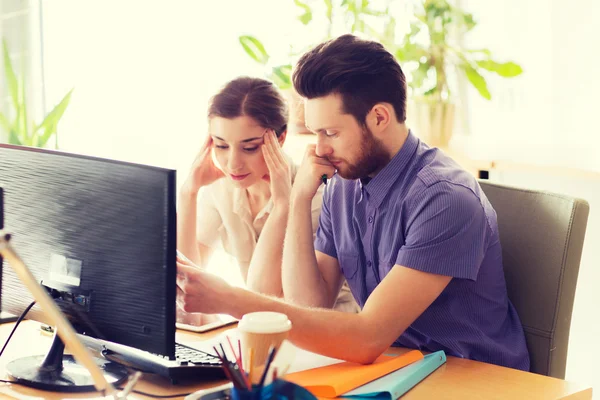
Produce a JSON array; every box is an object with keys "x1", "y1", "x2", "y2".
[{"x1": 334, "y1": 126, "x2": 389, "y2": 180}]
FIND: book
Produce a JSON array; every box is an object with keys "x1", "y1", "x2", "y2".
[
  {"x1": 285, "y1": 350, "x2": 424, "y2": 398},
  {"x1": 342, "y1": 351, "x2": 447, "y2": 399}
]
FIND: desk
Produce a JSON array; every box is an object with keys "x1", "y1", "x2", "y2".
[{"x1": 0, "y1": 321, "x2": 593, "y2": 399}]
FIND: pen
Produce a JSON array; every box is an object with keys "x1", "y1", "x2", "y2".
[{"x1": 321, "y1": 174, "x2": 328, "y2": 185}]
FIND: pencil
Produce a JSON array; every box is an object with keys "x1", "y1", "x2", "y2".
[
  {"x1": 258, "y1": 346, "x2": 277, "y2": 388},
  {"x1": 248, "y1": 348, "x2": 254, "y2": 385}
]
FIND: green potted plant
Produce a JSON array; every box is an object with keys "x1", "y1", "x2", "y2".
[
  {"x1": 395, "y1": 0, "x2": 523, "y2": 146},
  {"x1": 238, "y1": 0, "x2": 522, "y2": 146},
  {"x1": 0, "y1": 39, "x2": 73, "y2": 149}
]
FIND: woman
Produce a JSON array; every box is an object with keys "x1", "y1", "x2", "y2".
[{"x1": 177, "y1": 77, "x2": 358, "y2": 324}]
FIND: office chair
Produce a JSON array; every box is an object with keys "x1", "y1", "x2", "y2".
[{"x1": 479, "y1": 180, "x2": 589, "y2": 378}]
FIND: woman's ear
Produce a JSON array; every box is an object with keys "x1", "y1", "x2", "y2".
[{"x1": 277, "y1": 130, "x2": 287, "y2": 147}]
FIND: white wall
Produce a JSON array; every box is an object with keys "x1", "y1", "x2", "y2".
[
  {"x1": 40, "y1": 0, "x2": 318, "y2": 188},
  {"x1": 460, "y1": 0, "x2": 600, "y2": 171}
]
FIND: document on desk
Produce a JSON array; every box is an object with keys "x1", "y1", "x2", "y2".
[
  {"x1": 285, "y1": 350, "x2": 424, "y2": 398},
  {"x1": 342, "y1": 351, "x2": 446, "y2": 399}
]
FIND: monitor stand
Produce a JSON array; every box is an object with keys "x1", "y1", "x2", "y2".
[{"x1": 6, "y1": 326, "x2": 129, "y2": 392}]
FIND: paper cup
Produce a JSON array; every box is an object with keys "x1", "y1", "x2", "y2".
[{"x1": 238, "y1": 312, "x2": 291, "y2": 383}]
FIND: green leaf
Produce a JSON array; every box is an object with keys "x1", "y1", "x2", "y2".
[
  {"x1": 324, "y1": 0, "x2": 333, "y2": 21},
  {"x1": 396, "y1": 42, "x2": 428, "y2": 63},
  {"x1": 2, "y1": 39, "x2": 20, "y2": 110},
  {"x1": 294, "y1": 0, "x2": 312, "y2": 25},
  {"x1": 423, "y1": 86, "x2": 438, "y2": 96},
  {"x1": 36, "y1": 89, "x2": 73, "y2": 147},
  {"x1": 0, "y1": 112, "x2": 10, "y2": 133},
  {"x1": 238, "y1": 35, "x2": 270, "y2": 65},
  {"x1": 477, "y1": 60, "x2": 523, "y2": 77},
  {"x1": 411, "y1": 61, "x2": 432, "y2": 89},
  {"x1": 463, "y1": 64, "x2": 491, "y2": 100},
  {"x1": 467, "y1": 48, "x2": 492, "y2": 57},
  {"x1": 8, "y1": 129, "x2": 21, "y2": 145},
  {"x1": 362, "y1": 8, "x2": 387, "y2": 17},
  {"x1": 19, "y1": 76, "x2": 29, "y2": 142},
  {"x1": 271, "y1": 65, "x2": 292, "y2": 89}
]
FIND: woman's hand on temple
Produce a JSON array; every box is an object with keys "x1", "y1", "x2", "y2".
[
  {"x1": 182, "y1": 135, "x2": 225, "y2": 194},
  {"x1": 262, "y1": 130, "x2": 292, "y2": 208}
]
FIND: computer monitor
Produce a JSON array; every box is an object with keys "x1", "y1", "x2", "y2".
[
  {"x1": 0, "y1": 188, "x2": 17, "y2": 324},
  {"x1": 0, "y1": 144, "x2": 177, "y2": 391}
]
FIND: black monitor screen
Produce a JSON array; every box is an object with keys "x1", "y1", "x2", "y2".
[{"x1": 0, "y1": 144, "x2": 176, "y2": 358}]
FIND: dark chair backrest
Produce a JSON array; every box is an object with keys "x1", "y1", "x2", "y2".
[{"x1": 479, "y1": 181, "x2": 589, "y2": 378}]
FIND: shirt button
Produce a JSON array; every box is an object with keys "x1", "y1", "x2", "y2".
[
  {"x1": 367, "y1": 261, "x2": 372, "y2": 268},
  {"x1": 368, "y1": 216, "x2": 374, "y2": 224}
]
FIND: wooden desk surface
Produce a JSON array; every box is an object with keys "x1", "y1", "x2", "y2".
[{"x1": 0, "y1": 321, "x2": 593, "y2": 399}]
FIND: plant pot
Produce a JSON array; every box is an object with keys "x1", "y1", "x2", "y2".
[{"x1": 407, "y1": 99, "x2": 455, "y2": 148}]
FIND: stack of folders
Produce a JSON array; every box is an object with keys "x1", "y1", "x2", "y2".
[{"x1": 285, "y1": 350, "x2": 446, "y2": 399}]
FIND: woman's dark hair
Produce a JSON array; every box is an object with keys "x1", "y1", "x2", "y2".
[
  {"x1": 293, "y1": 34, "x2": 407, "y2": 125},
  {"x1": 208, "y1": 77, "x2": 288, "y2": 137}
]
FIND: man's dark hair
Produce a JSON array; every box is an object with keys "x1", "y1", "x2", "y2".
[
  {"x1": 209, "y1": 77, "x2": 288, "y2": 137},
  {"x1": 293, "y1": 34, "x2": 407, "y2": 124}
]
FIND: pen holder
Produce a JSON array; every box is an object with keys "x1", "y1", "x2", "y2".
[{"x1": 230, "y1": 380, "x2": 317, "y2": 400}]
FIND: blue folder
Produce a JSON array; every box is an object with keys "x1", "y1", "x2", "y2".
[{"x1": 341, "y1": 351, "x2": 446, "y2": 399}]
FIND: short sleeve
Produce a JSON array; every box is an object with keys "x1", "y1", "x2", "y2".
[
  {"x1": 314, "y1": 184, "x2": 337, "y2": 259},
  {"x1": 395, "y1": 182, "x2": 489, "y2": 280},
  {"x1": 195, "y1": 185, "x2": 223, "y2": 248}
]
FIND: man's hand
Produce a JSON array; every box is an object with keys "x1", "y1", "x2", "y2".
[
  {"x1": 292, "y1": 144, "x2": 335, "y2": 201},
  {"x1": 176, "y1": 257, "x2": 232, "y2": 315}
]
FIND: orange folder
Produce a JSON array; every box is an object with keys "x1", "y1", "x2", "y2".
[{"x1": 285, "y1": 350, "x2": 423, "y2": 398}]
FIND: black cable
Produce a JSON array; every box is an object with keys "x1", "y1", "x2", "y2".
[
  {"x1": 0, "y1": 300, "x2": 36, "y2": 358},
  {"x1": 116, "y1": 387, "x2": 195, "y2": 398}
]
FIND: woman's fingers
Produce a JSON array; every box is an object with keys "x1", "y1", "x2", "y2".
[
  {"x1": 202, "y1": 135, "x2": 213, "y2": 150},
  {"x1": 264, "y1": 130, "x2": 288, "y2": 172},
  {"x1": 262, "y1": 141, "x2": 277, "y2": 174},
  {"x1": 269, "y1": 130, "x2": 287, "y2": 165}
]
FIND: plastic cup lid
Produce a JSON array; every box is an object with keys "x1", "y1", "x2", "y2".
[{"x1": 238, "y1": 312, "x2": 292, "y2": 334}]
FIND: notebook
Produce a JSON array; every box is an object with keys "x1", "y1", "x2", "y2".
[
  {"x1": 342, "y1": 351, "x2": 446, "y2": 399},
  {"x1": 285, "y1": 350, "x2": 423, "y2": 398}
]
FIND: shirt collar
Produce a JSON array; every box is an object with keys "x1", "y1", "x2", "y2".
[{"x1": 360, "y1": 130, "x2": 419, "y2": 209}]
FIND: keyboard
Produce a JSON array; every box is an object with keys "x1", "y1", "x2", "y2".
[{"x1": 82, "y1": 337, "x2": 226, "y2": 383}]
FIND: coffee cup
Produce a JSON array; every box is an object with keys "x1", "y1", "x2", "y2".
[{"x1": 238, "y1": 312, "x2": 292, "y2": 383}]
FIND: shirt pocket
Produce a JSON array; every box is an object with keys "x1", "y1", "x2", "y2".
[
  {"x1": 338, "y1": 253, "x2": 360, "y2": 280},
  {"x1": 339, "y1": 253, "x2": 365, "y2": 302}
]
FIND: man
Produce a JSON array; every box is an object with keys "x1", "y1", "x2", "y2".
[{"x1": 177, "y1": 34, "x2": 530, "y2": 370}]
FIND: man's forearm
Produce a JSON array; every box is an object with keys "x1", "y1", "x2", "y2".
[
  {"x1": 226, "y1": 287, "x2": 383, "y2": 364},
  {"x1": 246, "y1": 205, "x2": 288, "y2": 296},
  {"x1": 282, "y1": 193, "x2": 331, "y2": 307},
  {"x1": 177, "y1": 187, "x2": 202, "y2": 266}
]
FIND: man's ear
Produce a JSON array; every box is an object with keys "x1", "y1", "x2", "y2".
[{"x1": 367, "y1": 104, "x2": 392, "y2": 135}]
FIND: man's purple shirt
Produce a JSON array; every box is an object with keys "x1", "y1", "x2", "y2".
[{"x1": 314, "y1": 131, "x2": 530, "y2": 370}]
